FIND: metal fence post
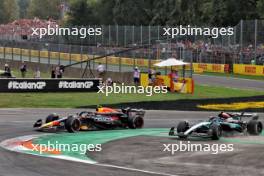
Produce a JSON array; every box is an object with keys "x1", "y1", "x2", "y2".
[
  {"x1": 20, "y1": 47, "x2": 22, "y2": 61},
  {"x1": 157, "y1": 25, "x2": 160, "y2": 41},
  {"x1": 254, "y1": 19, "x2": 257, "y2": 64},
  {"x1": 48, "y1": 43, "x2": 50, "y2": 65},
  {"x1": 108, "y1": 25, "x2": 111, "y2": 46},
  {"x1": 148, "y1": 25, "x2": 151, "y2": 70},
  {"x1": 38, "y1": 47, "x2": 40, "y2": 63},
  {"x1": 119, "y1": 56, "x2": 121, "y2": 72},
  {"x1": 80, "y1": 45, "x2": 83, "y2": 69},
  {"x1": 69, "y1": 44, "x2": 72, "y2": 64},
  {"x1": 132, "y1": 25, "x2": 135, "y2": 45},
  {"x1": 124, "y1": 25, "x2": 126, "y2": 47},
  {"x1": 3, "y1": 45, "x2": 5, "y2": 61},
  {"x1": 58, "y1": 43, "x2": 61, "y2": 65},
  {"x1": 11, "y1": 47, "x2": 13, "y2": 61},
  {"x1": 101, "y1": 25, "x2": 104, "y2": 45},
  {"x1": 240, "y1": 20, "x2": 243, "y2": 63},
  {"x1": 105, "y1": 56, "x2": 108, "y2": 71},
  {"x1": 116, "y1": 25, "x2": 119, "y2": 46},
  {"x1": 140, "y1": 25, "x2": 143, "y2": 45},
  {"x1": 28, "y1": 42, "x2": 31, "y2": 62}
]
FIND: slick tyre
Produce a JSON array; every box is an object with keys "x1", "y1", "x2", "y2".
[
  {"x1": 177, "y1": 121, "x2": 189, "y2": 139},
  {"x1": 247, "y1": 120, "x2": 263, "y2": 135},
  {"x1": 177, "y1": 121, "x2": 189, "y2": 133},
  {"x1": 128, "y1": 116, "x2": 144, "y2": 129},
  {"x1": 65, "y1": 116, "x2": 81, "y2": 133},
  {"x1": 210, "y1": 124, "x2": 222, "y2": 140},
  {"x1": 45, "y1": 114, "x2": 59, "y2": 123}
]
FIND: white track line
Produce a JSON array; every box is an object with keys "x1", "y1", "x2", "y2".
[{"x1": 0, "y1": 134, "x2": 179, "y2": 176}]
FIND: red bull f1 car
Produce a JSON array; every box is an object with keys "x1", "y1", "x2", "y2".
[
  {"x1": 33, "y1": 107, "x2": 145, "y2": 133},
  {"x1": 169, "y1": 112, "x2": 263, "y2": 140}
]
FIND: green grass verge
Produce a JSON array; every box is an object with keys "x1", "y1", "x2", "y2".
[
  {"x1": 198, "y1": 72, "x2": 264, "y2": 81},
  {"x1": 0, "y1": 84, "x2": 263, "y2": 108}
]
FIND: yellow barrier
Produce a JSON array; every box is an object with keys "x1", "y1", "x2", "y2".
[
  {"x1": 192, "y1": 63, "x2": 228, "y2": 73},
  {"x1": 140, "y1": 73, "x2": 194, "y2": 94},
  {"x1": 40, "y1": 51, "x2": 48, "y2": 58},
  {"x1": 5, "y1": 47, "x2": 12, "y2": 54},
  {"x1": 13, "y1": 48, "x2": 21, "y2": 55},
  {"x1": 233, "y1": 64, "x2": 264, "y2": 76},
  {"x1": 0, "y1": 47, "x2": 232, "y2": 77}
]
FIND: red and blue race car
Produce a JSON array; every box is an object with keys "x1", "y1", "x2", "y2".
[{"x1": 33, "y1": 107, "x2": 145, "y2": 133}]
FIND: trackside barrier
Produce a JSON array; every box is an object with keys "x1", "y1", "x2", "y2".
[
  {"x1": 0, "y1": 47, "x2": 228, "y2": 75},
  {"x1": 233, "y1": 64, "x2": 264, "y2": 76},
  {"x1": 140, "y1": 73, "x2": 194, "y2": 94},
  {"x1": 192, "y1": 63, "x2": 229, "y2": 73},
  {"x1": 0, "y1": 78, "x2": 101, "y2": 92}
]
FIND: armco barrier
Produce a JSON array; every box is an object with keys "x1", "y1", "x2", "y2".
[
  {"x1": 233, "y1": 64, "x2": 264, "y2": 76},
  {"x1": 0, "y1": 78, "x2": 101, "y2": 92}
]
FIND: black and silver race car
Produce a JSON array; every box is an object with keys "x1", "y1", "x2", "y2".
[
  {"x1": 169, "y1": 112, "x2": 263, "y2": 140},
  {"x1": 33, "y1": 107, "x2": 145, "y2": 133}
]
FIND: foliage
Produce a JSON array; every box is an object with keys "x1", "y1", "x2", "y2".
[
  {"x1": 0, "y1": 0, "x2": 263, "y2": 26},
  {"x1": 27, "y1": 0, "x2": 61, "y2": 20}
]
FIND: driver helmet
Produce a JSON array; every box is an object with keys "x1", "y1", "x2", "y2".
[{"x1": 220, "y1": 112, "x2": 231, "y2": 119}]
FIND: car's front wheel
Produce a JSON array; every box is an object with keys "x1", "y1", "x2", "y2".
[
  {"x1": 65, "y1": 116, "x2": 81, "y2": 133},
  {"x1": 210, "y1": 124, "x2": 222, "y2": 140}
]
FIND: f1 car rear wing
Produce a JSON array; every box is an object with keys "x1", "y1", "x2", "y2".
[{"x1": 232, "y1": 112, "x2": 259, "y2": 120}]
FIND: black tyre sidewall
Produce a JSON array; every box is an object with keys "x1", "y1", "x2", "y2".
[
  {"x1": 247, "y1": 120, "x2": 263, "y2": 135},
  {"x1": 65, "y1": 116, "x2": 81, "y2": 133},
  {"x1": 177, "y1": 121, "x2": 189, "y2": 133},
  {"x1": 128, "y1": 116, "x2": 144, "y2": 129},
  {"x1": 211, "y1": 124, "x2": 222, "y2": 140}
]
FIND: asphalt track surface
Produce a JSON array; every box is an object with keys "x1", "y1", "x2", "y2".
[
  {"x1": 1, "y1": 109, "x2": 264, "y2": 176},
  {"x1": 193, "y1": 74, "x2": 264, "y2": 91}
]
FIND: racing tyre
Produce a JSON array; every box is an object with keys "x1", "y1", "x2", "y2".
[
  {"x1": 177, "y1": 121, "x2": 189, "y2": 133},
  {"x1": 45, "y1": 114, "x2": 59, "y2": 123},
  {"x1": 65, "y1": 116, "x2": 81, "y2": 133},
  {"x1": 247, "y1": 120, "x2": 263, "y2": 135},
  {"x1": 128, "y1": 116, "x2": 144, "y2": 129},
  {"x1": 177, "y1": 121, "x2": 189, "y2": 139},
  {"x1": 210, "y1": 124, "x2": 222, "y2": 140}
]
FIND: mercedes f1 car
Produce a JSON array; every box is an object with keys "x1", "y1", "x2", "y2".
[
  {"x1": 169, "y1": 112, "x2": 263, "y2": 140},
  {"x1": 33, "y1": 107, "x2": 145, "y2": 133}
]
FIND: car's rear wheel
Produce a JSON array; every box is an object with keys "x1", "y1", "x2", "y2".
[
  {"x1": 247, "y1": 120, "x2": 263, "y2": 135},
  {"x1": 45, "y1": 114, "x2": 59, "y2": 123},
  {"x1": 65, "y1": 116, "x2": 81, "y2": 133},
  {"x1": 210, "y1": 124, "x2": 222, "y2": 140},
  {"x1": 128, "y1": 116, "x2": 144, "y2": 129}
]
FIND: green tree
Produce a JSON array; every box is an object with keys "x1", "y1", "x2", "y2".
[
  {"x1": 0, "y1": 0, "x2": 19, "y2": 23},
  {"x1": 18, "y1": 0, "x2": 30, "y2": 18},
  {"x1": 66, "y1": 0, "x2": 97, "y2": 25},
  {"x1": 64, "y1": 0, "x2": 261, "y2": 27},
  {"x1": 27, "y1": 0, "x2": 61, "y2": 19},
  {"x1": 0, "y1": 1, "x2": 6, "y2": 23}
]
